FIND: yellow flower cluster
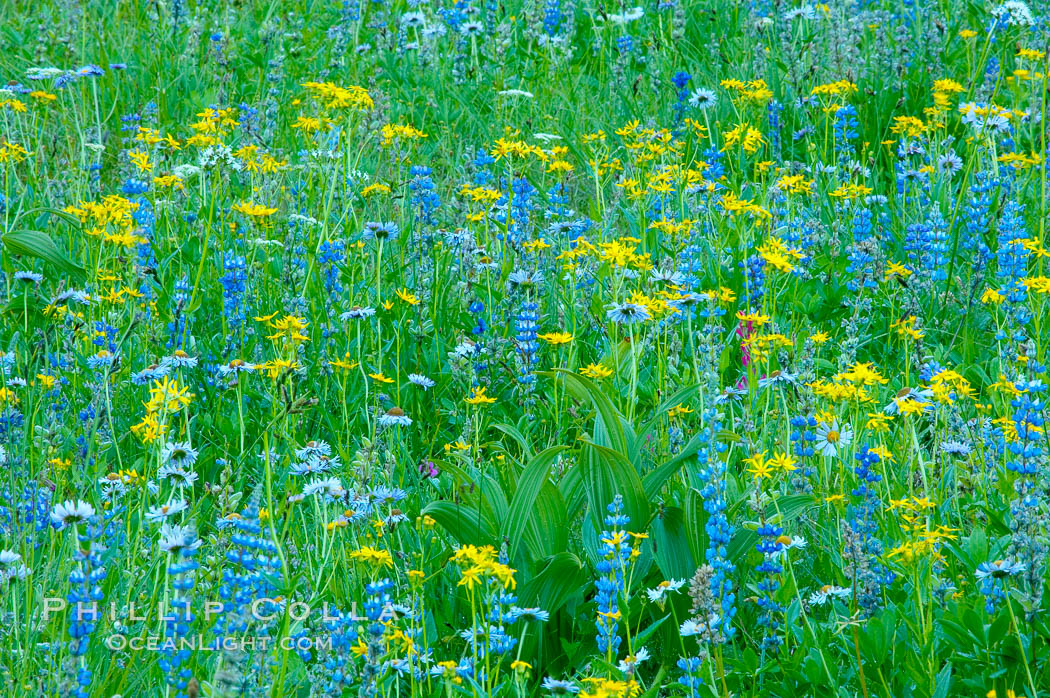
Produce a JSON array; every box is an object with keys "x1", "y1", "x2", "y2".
[
  {"x1": 300, "y1": 81, "x2": 374, "y2": 111},
  {"x1": 451, "y1": 544, "x2": 516, "y2": 590}
]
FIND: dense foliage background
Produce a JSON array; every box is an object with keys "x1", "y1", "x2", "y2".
[{"x1": 0, "y1": 0, "x2": 1049, "y2": 696}]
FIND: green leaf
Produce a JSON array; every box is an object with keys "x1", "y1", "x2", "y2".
[
  {"x1": 421, "y1": 500, "x2": 498, "y2": 546},
  {"x1": 558, "y1": 461, "x2": 586, "y2": 514},
  {"x1": 932, "y1": 662, "x2": 952, "y2": 698},
  {"x1": 440, "y1": 461, "x2": 508, "y2": 531},
  {"x1": 684, "y1": 488, "x2": 707, "y2": 563},
  {"x1": 3, "y1": 291, "x2": 46, "y2": 318},
  {"x1": 633, "y1": 613, "x2": 671, "y2": 648},
  {"x1": 767, "y1": 494, "x2": 818, "y2": 523},
  {"x1": 520, "y1": 552, "x2": 587, "y2": 615},
  {"x1": 493, "y1": 422, "x2": 535, "y2": 461},
  {"x1": 520, "y1": 479, "x2": 569, "y2": 560},
  {"x1": 502, "y1": 445, "x2": 567, "y2": 558},
  {"x1": 650, "y1": 506, "x2": 695, "y2": 579},
  {"x1": 2, "y1": 229, "x2": 86, "y2": 282},
  {"x1": 642, "y1": 430, "x2": 706, "y2": 499},
  {"x1": 635, "y1": 383, "x2": 700, "y2": 449},
  {"x1": 728, "y1": 526, "x2": 758, "y2": 565},
  {"x1": 544, "y1": 368, "x2": 629, "y2": 453},
  {"x1": 21, "y1": 206, "x2": 85, "y2": 230},
  {"x1": 477, "y1": 471, "x2": 510, "y2": 526},
  {"x1": 580, "y1": 441, "x2": 649, "y2": 534}
]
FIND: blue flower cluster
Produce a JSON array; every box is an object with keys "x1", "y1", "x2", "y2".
[
  {"x1": 694, "y1": 408, "x2": 735, "y2": 641},
  {"x1": 594, "y1": 495, "x2": 631, "y2": 658}
]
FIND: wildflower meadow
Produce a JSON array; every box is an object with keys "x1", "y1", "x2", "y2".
[{"x1": 4, "y1": 0, "x2": 1050, "y2": 696}]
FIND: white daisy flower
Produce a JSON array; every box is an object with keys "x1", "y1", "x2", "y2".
[
  {"x1": 50, "y1": 500, "x2": 96, "y2": 527},
  {"x1": 645, "y1": 579, "x2": 685, "y2": 604},
  {"x1": 808, "y1": 585, "x2": 851, "y2": 606},
  {"x1": 814, "y1": 419, "x2": 852, "y2": 457},
  {"x1": 146, "y1": 499, "x2": 189, "y2": 522}
]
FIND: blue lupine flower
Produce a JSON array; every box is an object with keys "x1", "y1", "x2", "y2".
[
  {"x1": 904, "y1": 209, "x2": 949, "y2": 281},
  {"x1": 754, "y1": 523, "x2": 785, "y2": 650},
  {"x1": 677, "y1": 655, "x2": 705, "y2": 696},
  {"x1": 158, "y1": 524, "x2": 201, "y2": 698},
  {"x1": 543, "y1": 0, "x2": 564, "y2": 36},
  {"x1": 741, "y1": 254, "x2": 766, "y2": 307},
  {"x1": 515, "y1": 300, "x2": 539, "y2": 393},
  {"x1": 594, "y1": 495, "x2": 632, "y2": 658},
  {"x1": 409, "y1": 166, "x2": 441, "y2": 225},
  {"x1": 767, "y1": 100, "x2": 783, "y2": 158},
  {"x1": 220, "y1": 253, "x2": 249, "y2": 334},
  {"x1": 694, "y1": 408, "x2": 735, "y2": 641},
  {"x1": 833, "y1": 104, "x2": 858, "y2": 162},
  {"x1": 845, "y1": 447, "x2": 895, "y2": 615}
]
